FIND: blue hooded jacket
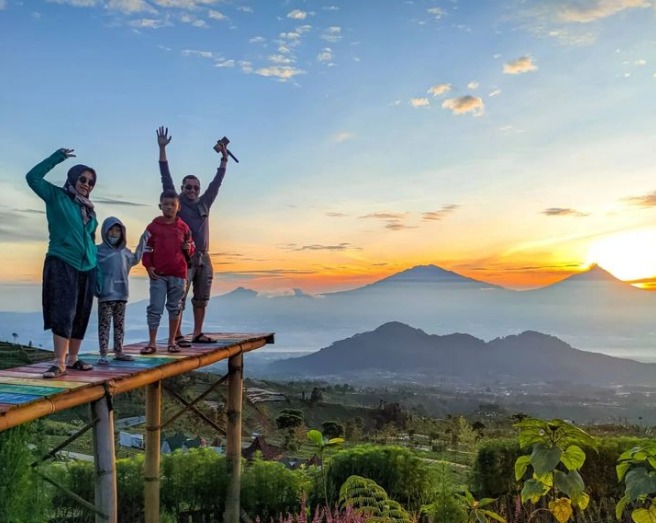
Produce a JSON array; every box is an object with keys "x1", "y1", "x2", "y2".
[{"x1": 96, "y1": 217, "x2": 147, "y2": 302}]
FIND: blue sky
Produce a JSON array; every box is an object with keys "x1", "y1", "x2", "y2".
[{"x1": 1, "y1": 0, "x2": 656, "y2": 311}]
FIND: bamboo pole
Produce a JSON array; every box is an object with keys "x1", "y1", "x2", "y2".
[
  {"x1": 0, "y1": 337, "x2": 271, "y2": 432},
  {"x1": 224, "y1": 352, "x2": 243, "y2": 523},
  {"x1": 144, "y1": 381, "x2": 161, "y2": 523},
  {"x1": 91, "y1": 398, "x2": 117, "y2": 523},
  {"x1": 34, "y1": 469, "x2": 108, "y2": 519},
  {"x1": 162, "y1": 385, "x2": 226, "y2": 434}
]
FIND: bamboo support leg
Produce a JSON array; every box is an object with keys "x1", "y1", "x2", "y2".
[
  {"x1": 91, "y1": 398, "x2": 117, "y2": 523},
  {"x1": 144, "y1": 381, "x2": 161, "y2": 523},
  {"x1": 224, "y1": 352, "x2": 243, "y2": 523}
]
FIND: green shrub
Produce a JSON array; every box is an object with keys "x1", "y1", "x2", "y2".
[
  {"x1": 115, "y1": 455, "x2": 145, "y2": 522},
  {"x1": 0, "y1": 424, "x2": 49, "y2": 523},
  {"x1": 242, "y1": 457, "x2": 310, "y2": 519},
  {"x1": 50, "y1": 457, "x2": 143, "y2": 522},
  {"x1": 471, "y1": 438, "x2": 520, "y2": 498},
  {"x1": 49, "y1": 460, "x2": 94, "y2": 522},
  {"x1": 161, "y1": 448, "x2": 227, "y2": 518},
  {"x1": 581, "y1": 436, "x2": 648, "y2": 501},
  {"x1": 327, "y1": 444, "x2": 436, "y2": 510}
]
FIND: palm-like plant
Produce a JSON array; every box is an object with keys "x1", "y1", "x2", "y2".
[{"x1": 307, "y1": 429, "x2": 345, "y2": 506}]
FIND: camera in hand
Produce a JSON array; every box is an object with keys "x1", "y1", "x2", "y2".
[{"x1": 213, "y1": 136, "x2": 239, "y2": 163}]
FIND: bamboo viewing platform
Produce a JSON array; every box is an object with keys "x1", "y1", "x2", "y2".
[{"x1": 0, "y1": 331, "x2": 274, "y2": 523}]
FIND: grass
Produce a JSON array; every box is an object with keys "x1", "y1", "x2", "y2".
[{"x1": 0, "y1": 341, "x2": 52, "y2": 370}]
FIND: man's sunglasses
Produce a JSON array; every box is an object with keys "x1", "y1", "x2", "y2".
[
  {"x1": 78, "y1": 175, "x2": 95, "y2": 187},
  {"x1": 184, "y1": 184, "x2": 200, "y2": 192}
]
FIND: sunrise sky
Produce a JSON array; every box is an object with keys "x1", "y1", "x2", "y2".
[{"x1": 1, "y1": 0, "x2": 656, "y2": 310}]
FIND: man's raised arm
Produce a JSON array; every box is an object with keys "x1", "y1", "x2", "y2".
[
  {"x1": 157, "y1": 126, "x2": 176, "y2": 192},
  {"x1": 199, "y1": 141, "x2": 229, "y2": 208}
]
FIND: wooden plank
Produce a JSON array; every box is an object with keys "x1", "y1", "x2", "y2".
[
  {"x1": 0, "y1": 376, "x2": 87, "y2": 389},
  {"x1": 0, "y1": 370, "x2": 108, "y2": 384},
  {"x1": 0, "y1": 392, "x2": 44, "y2": 404},
  {"x1": 0, "y1": 383, "x2": 68, "y2": 396}
]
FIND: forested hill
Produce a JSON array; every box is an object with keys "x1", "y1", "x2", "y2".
[{"x1": 271, "y1": 322, "x2": 656, "y2": 386}]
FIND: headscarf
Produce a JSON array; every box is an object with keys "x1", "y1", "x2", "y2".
[{"x1": 64, "y1": 164, "x2": 96, "y2": 224}]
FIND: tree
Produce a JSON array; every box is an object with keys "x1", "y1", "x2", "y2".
[
  {"x1": 457, "y1": 416, "x2": 478, "y2": 451},
  {"x1": 276, "y1": 409, "x2": 304, "y2": 449},
  {"x1": 275, "y1": 410, "x2": 304, "y2": 431},
  {"x1": 11, "y1": 332, "x2": 18, "y2": 344},
  {"x1": 310, "y1": 387, "x2": 323, "y2": 405},
  {"x1": 375, "y1": 401, "x2": 408, "y2": 429},
  {"x1": 321, "y1": 421, "x2": 344, "y2": 439}
]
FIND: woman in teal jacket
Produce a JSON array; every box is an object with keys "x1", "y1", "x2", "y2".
[{"x1": 26, "y1": 148, "x2": 98, "y2": 378}]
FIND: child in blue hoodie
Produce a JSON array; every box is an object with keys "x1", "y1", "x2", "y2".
[{"x1": 96, "y1": 217, "x2": 147, "y2": 365}]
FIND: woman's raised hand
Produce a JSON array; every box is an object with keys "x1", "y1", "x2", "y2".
[{"x1": 60, "y1": 148, "x2": 76, "y2": 158}]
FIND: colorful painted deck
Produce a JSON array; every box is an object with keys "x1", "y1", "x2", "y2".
[{"x1": 0, "y1": 332, "x2": 274, "y2": 432}]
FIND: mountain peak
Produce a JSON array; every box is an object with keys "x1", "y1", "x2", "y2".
[
  {"x1": 221, "y1": 287, "x2": 258, "y2": 299},
  {"x1": 373, "y1": 264, "x2": 499, "y2": 288},
  {"x1": 551, "y1": 264, "x2": 628, "y2": 287}
]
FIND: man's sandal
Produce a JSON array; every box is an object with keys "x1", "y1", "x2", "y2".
[
  {"x1": 140, "y1": 346, "x2": 157, "y2": 355},
  {"x1": 67, "y1": 359, "x2": 93, "y2": 371},
  {"x1": 167, "y1": 344, "x2": 182, "y2": 353},
  {"x1": 43, "y1": 365, "x2": 66, "y2": 379},
  {"x1": 191, "y1": 333, "x2": 216, "y2": 344},
  {"x1": 175, "y1": 336, "x2": 192, "y2": 348}
]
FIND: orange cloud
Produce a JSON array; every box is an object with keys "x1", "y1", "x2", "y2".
[{"x1": 442, "y1": 95, "x2": 484, "y2": 116}]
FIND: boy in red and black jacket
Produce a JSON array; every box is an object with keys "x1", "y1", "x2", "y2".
[{"x1": 141, "y1": 189, "x2": 195, "y2": 354}]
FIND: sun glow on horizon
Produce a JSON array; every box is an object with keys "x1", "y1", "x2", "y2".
[{"x1": 585, "y1": 229, "x2": 656, "y2": 282}]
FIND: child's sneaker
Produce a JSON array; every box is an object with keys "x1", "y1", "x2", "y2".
[
  {"x1": 97, "y1": 356, "x2": 110, "y2": 366},
  {"x1": 114, "y1": 352, "x2": 135, "y2": 362}
]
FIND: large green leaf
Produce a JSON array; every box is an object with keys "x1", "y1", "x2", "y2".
[
  {"x1": 515, "y1": 455, "x2": 531, "y2": 480},
  {"x1": 616, "y1": 495, "x2": 628, "y2": 520},
  {"x1": 515, "y1": 419, "x2": 548, "y2": 449},
  {"x1": 560, "y1": 445, "x2": 586, "y2": 471},
  {"x1": 553, "y1": 470, "x2": 584, "y2": 502},
  {"x1": 533, "y1": 471, "x2": 553, "y2": 487},
  {"x1": 625, "y1": 467, "x2": 656, "y2": 502},
  {"x1": 327, "y1": 437, "x2": 345, "y2": 446},
  {"x1": 619, "y1": 447, "x2": 642, "y2": 462},
  {"x1": 538, "y1": 419, "x2": 597, "y2": 449},
  {"x1": 618, "y1": 462, "x2": 632, "y2": 481},
  {"x1": 479, "y1": 509, "x2": 506, "y2": 522},
  {"x1": 307, "y1": 429, "x2": 324, "y2": 447},
  {"x1": 520, "y1": 478, "x2": 549, "y2": 503},
  {"x1": 477, "y1": 497, "x2": 497, "y2": 508},
  {"x1": 531, "y1": 443, "x2": 562, "y2": 476}
]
